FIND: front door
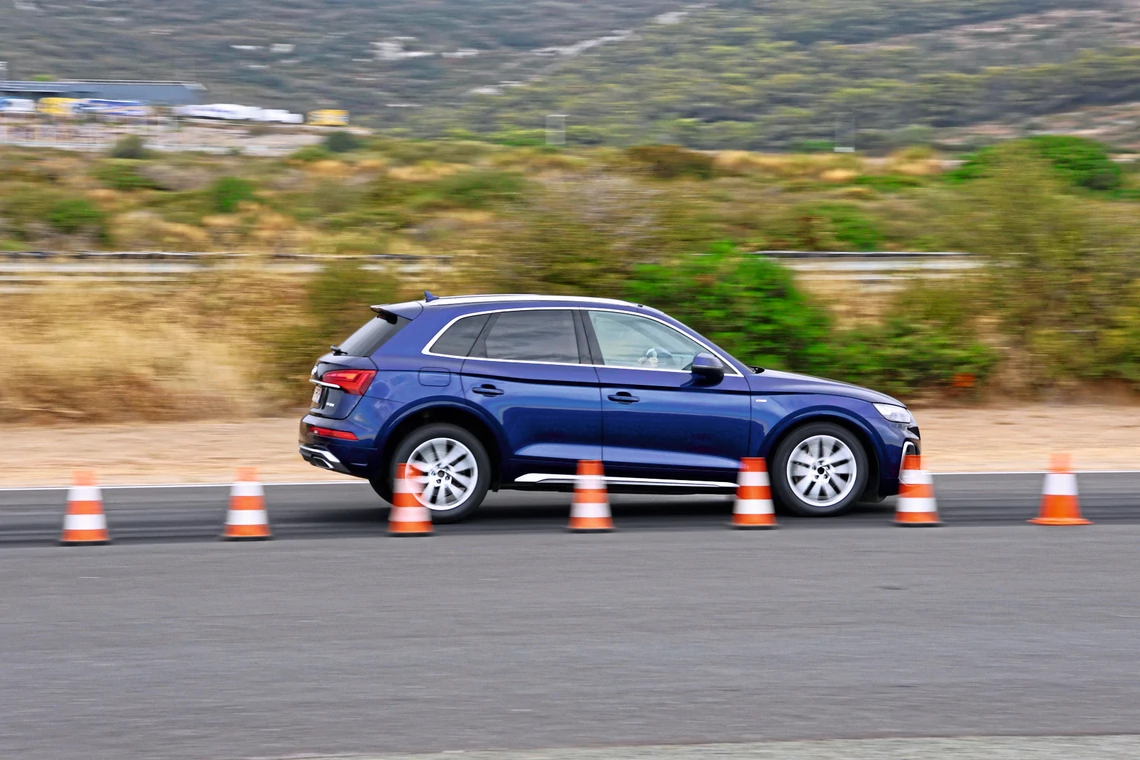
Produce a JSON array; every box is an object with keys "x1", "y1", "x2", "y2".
[
  {"x1": 585, "y1": 309, "x2": 751, "y2": 484},
  {"x1": 460, "y1": 308, "x2": 602, "y2": 481}
]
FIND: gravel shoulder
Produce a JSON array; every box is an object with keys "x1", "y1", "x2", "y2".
[{"x1": 5, "y1": 404, "x2": 1139, "y2": 487}]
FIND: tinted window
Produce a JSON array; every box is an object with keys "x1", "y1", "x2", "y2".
[
  {"x1": 476, "y1": 309, "x2": 579, "y2": 364},
  {"x1": 337, "y1": 315, "x2": 409, "y2": 356},
  {"x1": 588, "y1": 311, "x2": 704, "y2": 370},
  {"x1": 430, "y1": 314, "x2": 490, "y2": 357}
]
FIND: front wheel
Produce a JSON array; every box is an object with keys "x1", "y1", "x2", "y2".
[
  {"x1": 770, "y1": 422, "x2": 869, "y2": 517},
  {"x1": 370, "y1": 423, "x2": 491, "y2": 523}
]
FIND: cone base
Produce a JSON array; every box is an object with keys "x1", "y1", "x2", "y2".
[
  {"x1": 389, "y1": 530, "x2": 434, "y2": 537},
  {"x1": 893, "y1": 519, "x2": 942, "y2": 527},
  {"x1": 731, "y1": 521, "x2": 778, "y2": 530},
  {"x1": 60, "y1": 539, "x2": 111, "y2": 546},
  {"x1": 220, "y1": 534, "x2": 272, "y2": 541},
  {"x1": 1029, "y1": 517, "x2": 1092, "y2": 526}
]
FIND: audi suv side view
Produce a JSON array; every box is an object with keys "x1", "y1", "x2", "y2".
[{"x1": 300, "y1": 294, "x2": 921, "y2": 522}]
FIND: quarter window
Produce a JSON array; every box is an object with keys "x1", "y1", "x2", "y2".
[
  {"x1": 430, "y1": 314, "x2": 490, "y2": 358},
  {"x1": 475, "y1": 309, "x2": 580, "y2": 364},
  {"x1": 588, "y1": 311, "x2": 707, "y2": 371}
]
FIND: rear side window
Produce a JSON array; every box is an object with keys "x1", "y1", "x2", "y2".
[
  {"x1": 429, "y1": 314, "x2": 490, "y2": 357},
  {"x1": 474, "y1": 309, "x2": 580, "y2": 364},
  {"x1": 337, "y1": 315, "x2": 409, "y2": 356}
]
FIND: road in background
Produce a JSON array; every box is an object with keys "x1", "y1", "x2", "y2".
[
  {"x1": 2, "y1": 526, "x2": 1138, "y2": 760},
  {"x1": 2, "y1": 472, "x2": 1140, "y2": 545}
]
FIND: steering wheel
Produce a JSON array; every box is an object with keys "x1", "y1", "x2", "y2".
[{"x1": 637, "y1": 347, "x2": 675, "y2": 368}]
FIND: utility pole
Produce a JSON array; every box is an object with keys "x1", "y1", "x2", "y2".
[{"x1": 546, "y1": 113, "x2": 567, "y2": 146}]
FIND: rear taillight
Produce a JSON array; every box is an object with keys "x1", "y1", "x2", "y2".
[
  {"x1": 322, "y1": 369, "x2": 376, "y2": 395},
  {"x1": 308, "y1": 425, "x2": 358, "y2": 441}
]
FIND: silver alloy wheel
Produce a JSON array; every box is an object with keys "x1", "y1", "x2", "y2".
[
  {"x1": 407, "y1": 437, "x2": 478, "y2": 511},
  {"x1": 785, "y1": 434, "x2": 858, "y2": 508}
]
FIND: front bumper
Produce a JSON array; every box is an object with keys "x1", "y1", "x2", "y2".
[{"x1": 299, "y1": 445, "x2": 353, "y2": 475}]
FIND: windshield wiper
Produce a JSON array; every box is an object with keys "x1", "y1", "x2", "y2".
[{"x1": 329, "y1": 345, "x2": 346, "y2": 356}]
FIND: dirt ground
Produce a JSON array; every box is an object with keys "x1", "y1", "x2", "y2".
[{"x1": 5, "y1": 404, "x2": 1139, "y2": 487}]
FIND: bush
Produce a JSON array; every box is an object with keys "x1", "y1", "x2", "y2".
[
  {"x1": 324, "y1": 130, "x2": 362, "y2": 153},
  {"x1": 47, "y1": 198, "x2": 106, "y2": 235},
  {"x1": 289, "y1": 144, "x2": 332, "y2": 163},
  {"x1": 209, "y1": 176, "x2": 256, "y2": 213},
  {"x1": 625, "y1": 145, "x2": 716, "y2": 180},
  {"x1": 425, "y1": 169, "x2": 524, "y2": 209},
  {"x1": 950, "y1": 136, "x2": 1123, "y2": 192},
  {"x1": 108, "y1": 135, "x2": 149, "y2": 160},
  {"x1": 267, "y1": 260, "x2": 402, "y2": 387},
  {"x1": 626, "y1": 243, "x2": 834, "y2": 372},
  {"x1": 93, "y1": 160, "x2": 161, "y2": 191}
]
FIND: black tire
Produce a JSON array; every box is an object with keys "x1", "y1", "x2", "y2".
[
  {"x1": 369, "y1": 423, "x2": 491, "y2": 523},
  {"x1": 769, "y1": 422, "x2": 870, "y2": 517}
]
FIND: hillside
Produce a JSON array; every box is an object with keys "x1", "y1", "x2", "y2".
[{"x1": 5, "y1": 0, "x2": 1140, "y2": 147}]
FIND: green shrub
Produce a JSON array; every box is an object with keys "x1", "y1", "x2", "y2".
[
  {"x1": 425, "y1": 169, "x2": 524, "y2": 209},
  {"x1": 267, "y1": 260, "x2": 402, "y2": 387},
  {"x1": 625, "y1": 145, "x2": 716, "y2": 180},
  {"x1": 289, "y1": 144, "x2": 332, "y2": 163},
  {"x1": 209, "y1": 176, "x2": 256, "y2": 213},
  {"x1": 626, "y1": 243, "x2": 834, "y2": 372},
  {"x1": 950, "y1": 136, "x2": 1123, "y2": 192},
  {"x1": 853, "y1": 174, "x2": 923, "y2": 193},
  {"x1": 108, "y1": 135, "x2": 149, "y2": 160},
  {"x1": 93, "y1": 160, "x2": 161, "y2": 191},
  {"x1": 47, "y1": 198, "x2": 106, "y2": 235},
  {"x1": 324, "y1": 130, "x2": 362, "y2": 153}
]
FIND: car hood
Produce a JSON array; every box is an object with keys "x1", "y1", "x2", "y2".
[{"x1": 748, "y1": 368, "x2": 903, "y2": 406}]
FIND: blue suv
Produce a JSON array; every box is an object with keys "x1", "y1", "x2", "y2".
[{"x1": 300, "y1": 294, "x2": 920, "y2": 522}]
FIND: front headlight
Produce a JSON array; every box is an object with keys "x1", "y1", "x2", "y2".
[{"x1": 874, "y1": 403, "x2": 913, "y2": 424}]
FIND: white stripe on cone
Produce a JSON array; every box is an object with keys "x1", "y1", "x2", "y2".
[
  {"x1": 577, "y1": 476, "x2": 606, "y2": 491},
  {"x1": 67, "y1": 485, "x2": 101, "y2": 502},
  {"x1": 738, "y1": 471, "x2": 770, "y2": 487},
  {"x1": 226, "y1": 510, "x2": 269, "y2": 526},
  {"x1": 897, "y1": 497, "x2": 938, "y2": 514},
  {"x1": 63, "y1": 514, "x2": 107, "y2": 531},
  {"x1": 231, "y1": 481, "x2": 265, "y2": 498},
  {"x1": 1044, "y1": 472, "x2": 1078, "y2": 497},
  {"x1": 571, "y1": 501, "x2": 610, "y2": 519},
  {"x1": 734, "y1": 499, "x2": 773, "y2": 516}
]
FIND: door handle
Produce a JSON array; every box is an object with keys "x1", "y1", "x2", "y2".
[
  {"x1": 472, "y1": 384, "x2": 504, "y2": 397},
  {"x1": 608, "y1": 392, "x2": 640, "y2": 404}
]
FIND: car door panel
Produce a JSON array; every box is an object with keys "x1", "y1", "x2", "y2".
[
  {"x1": 597, "y1": 367, "x2": 752, "y2": 474},
  {"x1": 459, "y1": 309, "x2": 602, "y2": 478}
]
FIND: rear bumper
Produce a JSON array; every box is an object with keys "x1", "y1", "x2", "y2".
[{"x1": 299, "y1": 445, "x2": 353, "y2": 475}]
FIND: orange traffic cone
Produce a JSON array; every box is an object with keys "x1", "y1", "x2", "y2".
[
  {"x1": 61, "y1": 470, "x2": 110, "y2": 545},
  {"x1": 568, "y1": 460, "x2": 613, "y2": 532},
  {"x1": 389, "y1": 463, "x2": 433, "y2": 536},
  {"x1": 1030, "y1": 454, "x2": 1091, "y2": 526},
  {"x1": 222, "y1": 467, "x2": 271, "y2": 540},
  {"x1": 731, "y1": 457, "x2": 777, "y2": 529},
  {"x1": 894, "y1": 454, "x2": 941, "y2": 527}
]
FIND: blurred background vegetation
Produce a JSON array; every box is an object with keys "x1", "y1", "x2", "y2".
[{"x1": 2, "y1": 129, "x2": 1140, "y2": 422}]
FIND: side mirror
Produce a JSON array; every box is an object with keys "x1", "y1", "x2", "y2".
[{"x1": 691, "y1": 352, "x2": 725, "y2": 385}]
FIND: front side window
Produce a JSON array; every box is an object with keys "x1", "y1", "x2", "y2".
[
  {"x1": 474, "y1": 309, "x2": 580, "y2": 364},
  {"x1": 588, "y1": 310, "x2": 707, "y2": 371}
]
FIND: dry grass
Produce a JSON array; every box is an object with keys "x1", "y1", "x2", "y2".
[{"x1": 0, "y1": 272, "x2": 304, "y2": 423}]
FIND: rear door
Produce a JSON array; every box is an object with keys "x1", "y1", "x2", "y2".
[
  {"x1": 585, "y1": 309, "x2": 751, "y2": 483},
  {"x1": 458, "y1": 308, "x2": 602, "y2": 479}
]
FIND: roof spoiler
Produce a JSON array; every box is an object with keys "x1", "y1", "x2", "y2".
[{"x1": 369, "y1": 305, "x2": 399, "y2": 324}]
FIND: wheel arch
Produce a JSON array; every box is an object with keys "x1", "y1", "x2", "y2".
[
  {"x1": 762, "y1": 410, "x2": 882, "y2": 501},
  {"x1": 380, "y1": 403, "x2": 503, "y2": 491}
]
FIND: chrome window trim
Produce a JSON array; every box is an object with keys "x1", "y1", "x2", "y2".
[
  {"x1": 515, "y1": 473, "x2": 737, "y2": 489},
  {"x1": 422, "y1": 306, "x2": 742, "y2": 376}
]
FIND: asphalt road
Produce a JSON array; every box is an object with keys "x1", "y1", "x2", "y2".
[
  {"x1": 2, "y1": 526, "x2": 1139, "y2": 760},
  {"x1": 3, "y1": 472, "x2": 1140, "y2": 545}
]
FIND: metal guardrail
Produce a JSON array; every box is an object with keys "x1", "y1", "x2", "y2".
[{"x1": 0, "y1": 250, "x2": 978, "y2": 292}]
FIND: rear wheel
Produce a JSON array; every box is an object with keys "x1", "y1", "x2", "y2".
[
  {"x1": 770, "y1": 422, "x2": 869, "y2": 517},
  {"x1": 370, "y1": 423, "x2": 491, "y2": 523}
]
